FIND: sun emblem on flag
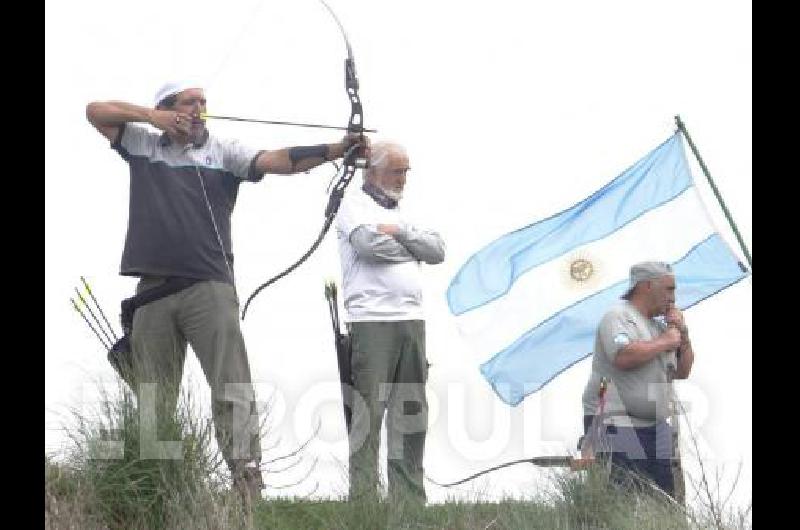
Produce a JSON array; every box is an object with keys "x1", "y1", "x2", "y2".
[
  {"x1": 561, "y1": 251, "x2": 603, "y2": 292},
  {"x1": 570, "y1": 258, "x2": 594, "y2": 282}
]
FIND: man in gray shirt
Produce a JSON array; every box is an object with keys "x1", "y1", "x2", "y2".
[
  {"x1": 86, "y1": 80, "x2": 361, "y2": 505},
  {"x1": 581, "y1": 261, "x2": 694, "y2": 499}
]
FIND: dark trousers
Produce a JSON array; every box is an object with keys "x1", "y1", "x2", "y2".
[{"x1": 584, "y1": 415, "x2": 675, "y2": 498}]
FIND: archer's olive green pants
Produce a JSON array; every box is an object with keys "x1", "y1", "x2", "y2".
[
  {"x1": 130, "y1": 277, "x2": 261, "y2": 470},
  {"x1": 348, "y1": 320, "x2": 428, "y2": 505}
]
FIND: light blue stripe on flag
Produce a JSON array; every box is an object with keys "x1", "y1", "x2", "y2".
[
  {"x1": 480, "y1": 234, "x2": 749, "y2": 406},
  {"x1": 447, "y1": 133, "x2": 691, "y2": 316}
]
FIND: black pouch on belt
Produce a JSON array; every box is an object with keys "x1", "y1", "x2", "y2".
[{"x1": 108, "y1": 277, "x2": 201, "y2": 387}]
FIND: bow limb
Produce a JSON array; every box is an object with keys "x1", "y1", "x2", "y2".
[
  {"x1": 241, "y1": 0, "x2": 366, "y2": 320},
  {"x1": 318, "y1": 0, "x2": 363, "y2": 135},
  {"x1": 240, "y1": 142, "x2": 361, "y2": 320}
]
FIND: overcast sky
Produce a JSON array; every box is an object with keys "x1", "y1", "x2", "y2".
[{"x1": 46, "y1": 0, "x2": 751, "y2": 510}]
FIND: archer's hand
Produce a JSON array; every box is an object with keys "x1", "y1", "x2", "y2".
[
  {"x1": 335, "y1": 132, "x2": 369, "y2": 159},
  {"x1": 149, "y1": 109, "x2": 192, "y2": 141}
]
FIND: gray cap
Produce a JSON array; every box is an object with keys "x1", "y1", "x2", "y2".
[{"x1": 621, "y1": 261, "x2": 674, "y2": 299}]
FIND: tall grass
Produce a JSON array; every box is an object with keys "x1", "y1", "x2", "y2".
[
  {"x1": 46, "y1": 380, "x2": 250, "y2": 529},
  {"x1": 46, "y1": 380, "x2": 750, "y2": 529}
]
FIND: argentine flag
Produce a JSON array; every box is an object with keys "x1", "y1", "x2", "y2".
[{"x1": 446, "y1": 133, "x2": 750, "y2": 406}]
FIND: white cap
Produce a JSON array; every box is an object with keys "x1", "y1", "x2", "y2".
[{"x1": 153, "y1": 79, "x2": 204, "y2": 107}]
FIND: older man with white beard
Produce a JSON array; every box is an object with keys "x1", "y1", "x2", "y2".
[{"x1": 335, "y1": 141, "x2": 445, "y2": 507}]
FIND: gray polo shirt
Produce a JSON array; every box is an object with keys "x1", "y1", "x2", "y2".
[
  {"x1": 112, "y1": 124, "x2": 262, "y2": 284},
  {"x1": 582, "y1": 301, "x2": 677, "y2": 427}
]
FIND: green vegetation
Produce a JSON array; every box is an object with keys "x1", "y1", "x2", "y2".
[{"x1": 45, "y1": 382, "x2": 751, "y2": 529}]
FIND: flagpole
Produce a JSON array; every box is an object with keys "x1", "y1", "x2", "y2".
[{"x1": 675, "y1": 115, "x2": 752, "y2": 269}]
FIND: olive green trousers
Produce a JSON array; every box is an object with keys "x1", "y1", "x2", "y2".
[
  {"x1": 348, "y1": 320, "x2": 428, "y2": 505},
  {"x1": 130, "y1": 277, "x2": 261, "y2": 470}
]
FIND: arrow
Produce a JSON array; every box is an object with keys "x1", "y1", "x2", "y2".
[{"x1": 201, "y1": 113, "x2": 377, "y2": 133}]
